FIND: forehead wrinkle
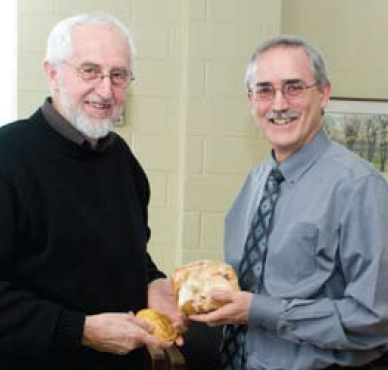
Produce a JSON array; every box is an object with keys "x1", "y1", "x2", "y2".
[{"x1": 254, "y1": 47, "x2": 315, "y2": 86}]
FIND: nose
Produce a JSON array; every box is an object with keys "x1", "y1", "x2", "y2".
[
  {"x1": 94, "y1": 75, "x2": 113, "y2": 99},
  {"x1": 271, "y1": 89, "x2": 289, "y2": 111}
]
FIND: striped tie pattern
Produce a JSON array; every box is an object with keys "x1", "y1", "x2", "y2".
[{"x1": 221, "y1": 168, "x2": 284, "y2": 370}]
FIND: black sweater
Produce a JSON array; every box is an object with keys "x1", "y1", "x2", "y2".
[{"x1": 0, "y1": 108, "x2": 165, "y2": 369}]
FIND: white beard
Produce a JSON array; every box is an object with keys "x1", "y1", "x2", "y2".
[{"x1": 58, "y1": 86, "x2": 123, "y2": 140}]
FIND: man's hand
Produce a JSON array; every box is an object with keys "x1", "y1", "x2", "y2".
[
  {"x1": 82, "y1": 312, "x2": 172, "y2": 355},
  {"x1": 148, "y1": 278, "x2": 187, "y2": 345},
  {"x1": 189, "y1": 290, "x2": 253, "y2": 326}
]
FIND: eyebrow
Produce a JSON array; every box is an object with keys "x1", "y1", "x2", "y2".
[
  {"x1": 79, "y1": 62, "x2": 99, "y2": 68},
  {"x1": 79, "y1": 62, "x2": 128, "y2": 71},
  {"x1": 254, "y1": 78, "x2": 304, "y2": 87},
  {"x1": 283, "y1": 79, "x2": 303, "y2": 84}
]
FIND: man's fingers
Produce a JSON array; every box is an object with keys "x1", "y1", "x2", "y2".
[
  {"x1": 144, "y1": 333, "x2": 173, "y2": 349},
  {"x1": 175, "y1": 335, "x2": 184, "y2": 346},
  {"x1": 171, "y1": 313, "x2": 188, "y2": 333},
  {"x1": 189, "y1": 309, "x2": 224, "y2": 323},
  {"x1": 209, "y1": 289, "x2": 234, "y2": 303},
  {"x1": 189, "y1": 298, "x2": 237, "y2": 324},
  {"x1": 128, "y1": 314, "x2": 155, "y2": 334},
  {"x1": 128, "y1": 318, "x2": 173, "y2": 349}
]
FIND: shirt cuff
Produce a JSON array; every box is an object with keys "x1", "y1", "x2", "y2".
[
  {"x1": 52, "y1": 309, "x2": 85, "y2": 354},
  {"x1": 248, "y1": 293, "x2": 286, "y2": 332}
]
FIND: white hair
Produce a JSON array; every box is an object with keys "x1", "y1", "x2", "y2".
[{"x1": 45, "y1": 12, "x2": 136, "y2": 74}]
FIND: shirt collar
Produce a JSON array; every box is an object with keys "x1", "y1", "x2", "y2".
[
  {"x1": 41, "y1": 97, "x2": 115, "y2": 151},
  {"x1": 270, "y1": 128, "x2": 331, "y2": 187}
]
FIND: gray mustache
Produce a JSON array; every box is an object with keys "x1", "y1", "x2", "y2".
[{"x1": 266, "y1": 111, "x2": 300, "y2": 120}]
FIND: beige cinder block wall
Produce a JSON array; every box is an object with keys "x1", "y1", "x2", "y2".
[
  {"x1": 180, "y1": 0, "x2": 280, "y2": 266},
  {"x1": 17, "y1": 0, "x2": 281, "y2": 274},
  {"x1": 282, "y1": 0, "x2": 388, "y2": 100}
]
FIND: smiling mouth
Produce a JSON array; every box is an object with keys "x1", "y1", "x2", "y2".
[
  {"x1": 85, "y1": 101, "x2": 112, "y2": 110},
  {"x1": 269, "y1": 117, "x2": 298, "y2": 126}
]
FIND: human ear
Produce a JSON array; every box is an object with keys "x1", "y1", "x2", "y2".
[
  {"x1": 320, "y1": 82, "x2": 331, "y2": 109},
  {"x1": 43, "y1": 61, "x2": 60, "y2": 92}
]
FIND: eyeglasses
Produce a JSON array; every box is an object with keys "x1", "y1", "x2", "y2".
[
  {"x1": 63, "y1": 61, "x2": 135, "y2": 88},
  {"x1": 250, "y1": 80, "x2": 318, "y2": 102}
]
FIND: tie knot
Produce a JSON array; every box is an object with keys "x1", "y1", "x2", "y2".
[{"x1": 269, "y1": 168, "x2": 284, "y2": 184}]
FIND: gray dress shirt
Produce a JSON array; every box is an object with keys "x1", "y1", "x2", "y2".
[{"x1": 225, "y1": 129, "x2": 388, "y2": 370}]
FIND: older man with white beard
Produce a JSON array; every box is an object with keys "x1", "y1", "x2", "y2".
[{"x1": 0, "y1": 12, "x2": 184, "y2": 370}]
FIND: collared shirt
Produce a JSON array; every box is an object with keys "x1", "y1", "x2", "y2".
[
  {"x1": 41, "y1": 97, "x2": 115, "y2": 150},
  {"x1": 225, "y1": 129, "x2": 388, "y2": 370}
]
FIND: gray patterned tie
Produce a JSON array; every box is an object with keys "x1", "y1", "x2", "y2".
[{"x1": 221, "y1": 167, "x2": 284, "y2": 370}]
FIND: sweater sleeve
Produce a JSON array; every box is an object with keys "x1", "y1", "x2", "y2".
[
  {"x1": 0, "y1": 172, "x2": 85, "y2": 357},
  {"x1": 128, "y1": 142, "x2": 166, "y2": 283},
  {"x1": 146, "y1": 253, "x2": 166, "y2": 282}
]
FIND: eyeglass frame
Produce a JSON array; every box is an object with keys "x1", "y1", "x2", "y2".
[
  {"x1": 61, "y1": 61, "x2": 135, "y2": 89},
  {"x1": 249, "y1": 79, "x2": 319, "y2": 102}
]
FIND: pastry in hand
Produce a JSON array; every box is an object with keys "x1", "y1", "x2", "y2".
[
  {"x1": 172, "y1": 260, "x2": 239, "y2": 315},
  {"x1": 136, "y1": 308, "x2": 178, "y2": 341}
]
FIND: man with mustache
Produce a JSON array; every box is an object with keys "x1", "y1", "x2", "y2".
[
  {"x1": 0, "y1": 12, "x2": 184, "y2": 369},
  {"x1": 191, "y1": 36, "x2": 388, "y2": 370}
]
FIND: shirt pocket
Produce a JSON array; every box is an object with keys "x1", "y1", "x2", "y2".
[{"x1": 266, "y1": 222, "x2": 319, "y2": 291}]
